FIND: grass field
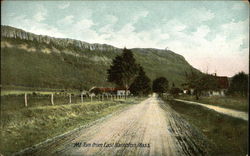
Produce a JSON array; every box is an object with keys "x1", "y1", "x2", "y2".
[
  {"x1": 164, "y1": 98, "x2": 248, "y2": 156},
  {"x1": 1, "y1": 90, "x2": 59, "y2": 96},
  {"x1": 1, "y1": 94, "x2": 95, "y2": 111},
  {"x1": 177, "y1": 95, "x2": 248, "y2": 112},
  {"x1": 0, "y1": 97, "x2": 145, "y2": 156},
  {"x1": 1, "y1": 33, "x2": 200, "y2": 90},
  {"x1": 1, "y1": 88, "x2": 81, "y2": 96}
]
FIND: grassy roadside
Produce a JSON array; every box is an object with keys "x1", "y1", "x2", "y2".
[
  {"x1": 0, "y1": 97, "x2": 145, "y2": 155},
  {"x1": 1, "y1": 89, "x2": 81, "y2": 96},
  {"x1": 163, "y1": 98, "x2": 248, "y2": 156},
  {"x1": 177, "y1": 95, "x2": 248, "y2": 112}
]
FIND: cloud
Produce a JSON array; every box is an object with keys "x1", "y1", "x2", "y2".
[
  {"x1": 192, "y1": 7, "x2": 214, "y2": 22},
  {"x1": 33, "y1": 5, "x2": 47, "y2": 22},
  {"x1": 165, "y1": 19, "x2": 249, "y2": 76},
  {"x1": 57, "y1": 15, "x2": 74, "y2": 26},
  {"x1": 61, "y1": 17, "x2": 104, "y2": 43},
  {"x1": 132, "y1": 10, "x2": 149, "y2": 23},
  {"x1": 75, "y1": 19, "x2": 94, "y2": 30},
  {"x1": 164, "y1": 19, "x2": 187, "y2": 32},
  {"x1": 58, "y1": 2, "x2": 70, "y2": 9},
  {"x1": 221, "y1": 19, "x2": 248, "y2": 40},
  {"x1": 104, "y1": 15, "x2": 118, "y2": 24},
  {"x1": 132, "y1": 10, "x2": 149, "y2": 24},
  {"x1": 9, "y1": 14, "x2": 64, "y2": 38},
  {"x1": 193, "y1": 25, "x2": 210, "y2": 38}
]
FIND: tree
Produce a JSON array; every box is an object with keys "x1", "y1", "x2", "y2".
[
  {"x1": 228, "y1": 72, "x2": 248, "y2": 96},
  {"x1": 107, "y1": 48, "x2": 139, "y2": 99},
  {"x1": 130, "y1": 66, "x2": 151, "y2": 96},
  {"x1": 184, "y1": 70, "x2": 218, "y2": 100},
  {"x1": 152, "y1": 77, "x2": 169, "y2": 95},
  {"x1": 170, "y1": 82, "x2": 182, "y2": 97}
]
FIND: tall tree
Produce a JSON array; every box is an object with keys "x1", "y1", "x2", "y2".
[
  {"x1": 152, "y1": 77, "x2": 169, "y2": 95},
  {"x1": 107, "y1": 48, "x2": 139, "y2": 98},
  {"x1": 228, "y1": 72, "x2": 248, "y2": 96},
  {"x1": 130, "y1": 66, "x2": 151, "y2": 96}
]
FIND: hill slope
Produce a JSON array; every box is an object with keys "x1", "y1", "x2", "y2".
[{"x1": 1, "y1": 25, "x2": 200, "y2": 90}]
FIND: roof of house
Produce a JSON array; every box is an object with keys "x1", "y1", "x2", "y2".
[
  {"x1": 216, "y1": 76, "x2": 229, "y2": 89},
  {"x1": 90, "y1": 87, "x2": 128, "y2": 92},
  {"x1": 98, "y1": 88, "x2": 116, "y2": 92}
]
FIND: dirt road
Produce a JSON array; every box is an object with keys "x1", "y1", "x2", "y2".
[{"x1": 17, "y1": 95, "x2": 210, "y2": 156}]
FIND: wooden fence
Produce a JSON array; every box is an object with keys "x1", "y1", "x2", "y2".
[{"x1": 1, "y1": 93, "x2": 127, "y2": 110}]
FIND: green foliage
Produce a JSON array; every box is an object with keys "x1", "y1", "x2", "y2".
[
  {"x1": 107, "y1": 48, "x2": 139, "y2": 89},
  {"x1": 129, "y1": 66, "x2": 151, "y2": 96},
  {"x1": 166, "y1": 99, "x2": 247, "y2": 156},
  {"x1": 1, "y1": 97, "x2": 145, "y2": 155},
  {"x1": 152, "y1": 77, "x2": 169, "y2": 94},
  {"x1": 170, "y1": 87, "x2": 182, "y2": 97},
  {"x1": 1, "y1": 46, "x2": 114, "y2": 90},
  {"x1": 178, "y1": 95, "x2": 248, "y2": 112},
  {"x1": 184, "y1": 70, "x2": 218, "y2": 99},
  {"x1": 132, "y1": 49, "x2": 200, "y2": 87},
  {"x1": 228, "y1": 72, "x2": 248, "y2": 96},
  {"x1": 1, "y1": 36, "x2": 200, "y2": 90},
  {"x1": 170, "y1": 82, "x2": 182, "y2": 96}
]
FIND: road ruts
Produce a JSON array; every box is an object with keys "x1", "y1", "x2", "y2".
[{"x1": 16, "y1": 95, "x2": 211, "y2": 156}]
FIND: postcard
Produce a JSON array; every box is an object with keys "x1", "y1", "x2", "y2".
[{"x1": 1, "y1": 1, "x2": 248, "y2": 156}]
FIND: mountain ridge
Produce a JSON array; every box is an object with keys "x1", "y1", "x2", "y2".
[
  {"x1": 1, "y1": 25, "x2": 186, "y2": 59},
  {"x1": 1, "y1": 25, "x2": 119, "y2": 52},
  {"x1": 1, "y1": 25, "x2": 200, "y2": 90}
]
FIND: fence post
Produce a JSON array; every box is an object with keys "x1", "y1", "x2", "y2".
[
  {"x1": 51, "y1": 93, "x2": 54, "y2": 105},
  {"x1": 69, "y1": 94, "x2": 72, "y2": 104},
  {"x1": 102, "y1": 94, "x2": 104, "y2": 101},
  {"x1": 81, "y1": 94, "x2": 83, "y2": 103},
  {"x1": 24, "y1": 93, "x2": 28, "y2": 107}
]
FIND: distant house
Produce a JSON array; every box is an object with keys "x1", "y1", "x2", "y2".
[
  {"x1": 182, "y1": 75, "x2": 229, "y2": 96},
  {"x1": 183, "y1": 88, "x2": 194, "y2": 95},
  {"x1": 208, "y1": 76, "x2": 229, "y2": 96},
  {"x1": 200, "y1": 75, "x2": 229, "y2": 97},
  {"x1": 89, "y1": 87, "x2": 130, "y2": 96},
  {"x1": 116, "y1": 89, "x2": 130, "y2": 96}
]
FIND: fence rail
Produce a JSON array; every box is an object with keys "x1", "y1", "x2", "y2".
[{"x1": 1, "y1": 93, "x2": 128, "y2": 111}]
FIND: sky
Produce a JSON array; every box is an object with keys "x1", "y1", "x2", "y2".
[{"x1": 1, "y1": 1, "x2": 249, "y2": 77}]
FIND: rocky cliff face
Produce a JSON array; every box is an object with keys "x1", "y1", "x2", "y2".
[
  {"x1": 1, "y1": 25, "x2": 119, "y2": 52},
  {"x1": 1, "y1": 25, "x2": 186, "y2": 59}
]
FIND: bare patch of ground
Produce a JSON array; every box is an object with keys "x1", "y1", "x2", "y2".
[{"x1": 1, "y1": 41, "x2": 13, "y2": 48}]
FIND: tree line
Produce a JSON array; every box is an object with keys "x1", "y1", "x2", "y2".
[
  {"x1": 107, "y1": 48, "x2": 169, "y2": 97},
  {"x1": 183, "y1": 70, "x2": 248, "y2": 99},
  {"x1": 107, "y1": 48, "x2": 248, "y2": 98}
]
